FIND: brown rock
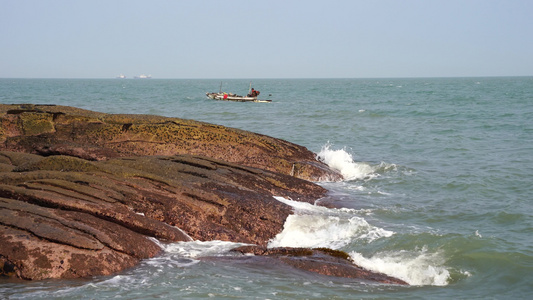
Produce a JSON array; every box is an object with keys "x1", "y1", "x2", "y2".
[
  {"x1": 0, "y1": 151, "x2": 327, "y2": 280},
  {"x1": 229, "y1": 246, "x2": 408, "y2": 285},
  {"x1": 0, "y1": 104, "x2": 406, "y2": 284},
  {"x1": 0, "y1": 104, "x2": 342, "y2": 182}
]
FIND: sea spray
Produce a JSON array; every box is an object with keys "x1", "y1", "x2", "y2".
[
  {"x1": 271, "y1": 196, "x2": 451, "y2": 286},
  {"x1": 316, "y1": 143, "x2": 377, "y2": 181},
  {"x1": 349, "y1": 247, "x2": 451, "y2": 286},
  {"x1": 269, "y1": 197, "x2": 393, "y2": 248}
]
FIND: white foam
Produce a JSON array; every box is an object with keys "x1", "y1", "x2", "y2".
[
  {"x1": 269, "y1": 197, "x2": 394, "y2": 248},
  {"x1": 161, "y1": 240, "x2": 250, "y2": 258},
  {"x1": 140, "y1": 240, "x2": 251, "y2": 271},
  {"x1": 272, "y1": 196, "x2": 450, "y2": 286},
  {"x1": 316, "y1": 143, "x2": 377, "y2": 181},
  {"x1": 349, "y1": 247, "x2": 450, "y2": 286}
]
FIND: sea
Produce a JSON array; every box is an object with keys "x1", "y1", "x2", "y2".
[{"x1": 0, "y1": 77, "x2": 532, "y2": 299}]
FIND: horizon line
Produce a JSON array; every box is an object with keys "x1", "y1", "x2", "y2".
[{"x1": 1, "y1": 75, "x2": 532, "y2": 80}]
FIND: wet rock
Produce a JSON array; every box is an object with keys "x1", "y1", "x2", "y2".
[
  {"x1": 229, "y1": 246, "x2": 408, "y2": 285},
  {"x1": 0, "y1": 151, "x2": 326, "y2": 280}
]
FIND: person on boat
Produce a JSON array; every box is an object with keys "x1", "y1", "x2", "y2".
[{"x1": 248, "y1": 88, "x2": 260, "y2": 97}]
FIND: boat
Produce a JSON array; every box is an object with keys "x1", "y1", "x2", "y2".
[
  {"x1": 134, "y1": 74, "x2": 152, "y2": 79},
  {"x1": 205, "y1": 92, "x2": 271, "y2": 102},
  {"x1": 206, "y1": 82, "x2": 271, "y2": 103},
  {"x1": 116, "y1": 74, "x2": 126, "y2": 79}
]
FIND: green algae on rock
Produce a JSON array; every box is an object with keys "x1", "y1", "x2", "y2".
[{"x1": 0, "y1": 104, "x2": 342, "y2": 182}]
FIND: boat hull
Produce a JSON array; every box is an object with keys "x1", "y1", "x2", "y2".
[{"x1": 206, "y1": 92, "x2": 271, "y2": 103}]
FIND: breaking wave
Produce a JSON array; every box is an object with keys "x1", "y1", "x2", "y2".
[
  {"x1": 349, "y1": 247, "x2": 451, "y2": 286},
  {"x1": 271, "y1": 196, "x2": 451, "y2": 286},
  {"x1": 269, "y1": 197, "x2": 394, "y2": 248},
  {"x1": 316, "y1": 143, "x2": 396, "y2": 181}
]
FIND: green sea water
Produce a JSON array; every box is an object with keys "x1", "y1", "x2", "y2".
[{"x1": 1, "y1": 77, "x2": 532, "y2": 299}]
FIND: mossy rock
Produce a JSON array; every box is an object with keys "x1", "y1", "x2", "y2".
[
  {"x1": 0, "y1": 151, "x2": 44, "y2": 167},
  {"x1": 313, "y1": 247, "x2": 353, "y2": 261},
  {"x1": 0, "y1": 104, "x2": 343, "y2": 181},
  {"x1": 19, "y1": 112, "x2": 55, "y2": 135}
]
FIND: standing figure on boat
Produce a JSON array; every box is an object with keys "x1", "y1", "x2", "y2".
[{"x1": 248, "y1": 88, "x2": 260, "y2": 97}]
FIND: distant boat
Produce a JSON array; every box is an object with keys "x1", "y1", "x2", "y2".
[
  {"x1": 134, "y1": 74, "x2": 152, "y2": 79},
  {"x1": 116, "y1": 74, "x2": 126, "y2": 79},
  {"x1": 206, "y1": 82, "x2": 271, "y2": 103},
  {"x1": 206, "y1": 92, "x2": 271, "y2": 102}
]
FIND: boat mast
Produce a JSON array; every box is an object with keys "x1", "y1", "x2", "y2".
[{"x1": 219, "y1": 81, "x2": 223, "y2": 93}]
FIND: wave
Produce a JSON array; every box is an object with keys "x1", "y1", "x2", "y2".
[
  {"x1": 349, "y1": 246, "x2": 451, "y2": 286},
  {"x1": 144, "y1": 196, "x2": 452, "y2": 287},
  {"x1": 271, "y1": 196, "x2": 452, "y2": 286},
  {"x1": 269, "y1": 197, "x2": 394, "y2": 248},
  {"x1": 316, "y1": 143, "x2": 396, "y2": 181},
  {"x1": 153, "y1": 232, "x2": 449, "y2": 287}
]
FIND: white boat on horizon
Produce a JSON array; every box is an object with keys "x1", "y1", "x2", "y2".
[{"x1": 134, "y1": 74, "x2": 152, "y2": 79}]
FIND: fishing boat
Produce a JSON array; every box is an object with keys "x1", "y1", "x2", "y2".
[
  {"x1": 205, "y1": 92, "x2": 271, "y2": 102},
  {"x1": 206, "y1": 82, "x2": 272, "y2": 103}
]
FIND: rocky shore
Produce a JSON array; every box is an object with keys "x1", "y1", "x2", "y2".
[{"x1": 0, "y1": 104, "x2": 406, "y2": 285}]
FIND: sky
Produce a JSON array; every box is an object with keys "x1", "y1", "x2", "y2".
[{"x1": 1, "y1": 0, "x2": 532, "y2": 79}]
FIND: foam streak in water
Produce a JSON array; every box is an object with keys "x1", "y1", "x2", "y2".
[{"x1": 161, "y1": 240, "x2": 250, "y2": 258}]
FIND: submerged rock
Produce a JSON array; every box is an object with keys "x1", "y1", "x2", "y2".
[{"x1": 215, "y1": 246, "x2": 408, "y2": 285}]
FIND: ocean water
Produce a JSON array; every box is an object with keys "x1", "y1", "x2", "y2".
[{"x1": 1, "y1": 77, "x2": 532, "y2": 299}]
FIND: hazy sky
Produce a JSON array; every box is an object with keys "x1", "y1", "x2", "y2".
[{"x1": 2, "y1": 0, "x2": 532, "y2": 79}]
